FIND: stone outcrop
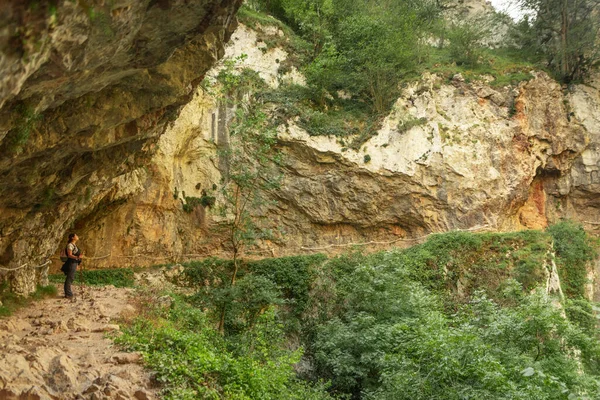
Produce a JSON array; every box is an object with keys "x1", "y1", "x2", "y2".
[
  {"x1": 65, "y1": 22, "x2": 600, "y2": 271},
  {"x1": 274, "y1": 71, "x2": 589, "y2": 244},
  {"x1": 2, "y1": 2, "x2": 600, "y2": 294},
  {"x1": 0, "y1": 0, "x2": 242, "y2": 294}
]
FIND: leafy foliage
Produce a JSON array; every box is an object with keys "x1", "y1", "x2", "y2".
[
  {"x1": 304, "y1": 239, "x2": 600, "y2": 398},
  {"x1": 212, "y1": 64, "x2": 282, "y2": 265},
  {"x1": 548, "y1": 220, "x2": 597, "y2": 299},
  {"x1": 238, "y1": 1, "x2": 542, "y2": 147},
  {"x1": 513, "y1": 0, "x2": 600, "y2": 83},
  {"x1": 446, "y1": 19, "x2": 491, "y2": 67},
  {"x1": 116, "y1": 296, "x2": 333, "y2": 400},
  {"x1": 182, "y1": 194, "x2": 216, "y2": 213},
  {"x1": 121, "y1": 224, "x2": 600, "y2": 399},
  {"x1": 206, "y1": 58, "x2": 285, "y2": 331},
  {"x1": 49, "y1": 268, "x2": 135, "y2": 287},
  {"x1": 182, "y1": 254, "x2": 328, "y2": 334},
  {"x1": 0, "y1": 283, "x2": 57, "y2": 317},
  {"x1": 365, "y1": 289, "x2": 600, "y2": 400}
]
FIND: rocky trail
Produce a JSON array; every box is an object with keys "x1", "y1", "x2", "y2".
[{"x1": 0, "y1": 284, "x2": 158, "y2": 400}]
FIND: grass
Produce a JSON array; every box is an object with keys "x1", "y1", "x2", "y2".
[
  {"x1": 413, "y1": 47, "x2": 538, "y2": 88},
  {"x1": 49, "y1": 268, "x2": 135, "y2": 288},
  {"x1": 0, "y1": 283, "x2": 57, "y2": 317},
  {"x1": 396, "y1": 230, "x2": 553, "y2": 305}
]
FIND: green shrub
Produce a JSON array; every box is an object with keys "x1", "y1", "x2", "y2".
[
  {"x1": 565, "y1": 298, "x2": 597, "y2": 335},
  {"x1": 49, "y1": 268, "x2": 135, "y2": 288},
  {"x1": 306, "y1": 250, "x2": 600, "y2": 398},
  {"x1": 547, "y1": 220, "x2": 597, "y2": 299},
  {"x1": 0, "y1": 283, "x2": 57, "y2": 317},
  {"x1": 182, "y1": 257, "x2": 235, "y2": 288},
  {"x1": 397, "y1": 117, "x2": 428, "y2": 134},
  {"x1": 182, "y1": 195, "x2": 216, "y2": 213},
  {"x1": 250, "y1": 254, "x2": 327, "y2": 319},
  {"x1": 183, "y1": 254, "x2": 327, "y2": 334},
  {"x1": 116, "y1": 296, "x2": 333, "y2": 400},
  {"x1": 446, "y1": 21, "x2": 489, "y2": 67},
  {"x1": 117, "y1": 226, "x2": 600, "y2": 399}
]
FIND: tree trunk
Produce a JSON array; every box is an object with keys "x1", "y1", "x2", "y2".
[
  {"x1": 561, "y1": 0, "x2": 569, "y2": 79},
  {"x1": 230, "y1": 251, "x2": 239, "y2": 286},
  {"x1": 218, "y1": 246, "x2": 239, "y2": 334}
]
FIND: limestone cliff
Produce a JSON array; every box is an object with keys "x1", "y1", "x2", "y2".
[
  {"x1": 67, "y1": 22, "x2": 600, "y2": 274},
  {"x1": 0, "y1": 0, "x2": 242, "y2": 294},
  {"x1": 2, "y1": 3, "x2": 600, "y2": 297}
]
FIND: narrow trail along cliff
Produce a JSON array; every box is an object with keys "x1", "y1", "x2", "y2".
[{"x1": 0, "y1": 284, "x2": 156, "y2": 400}]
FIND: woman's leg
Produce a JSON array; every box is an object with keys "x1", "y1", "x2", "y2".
[{"x1": 64, "y1": 262, "x2": 76, "y2": 298}]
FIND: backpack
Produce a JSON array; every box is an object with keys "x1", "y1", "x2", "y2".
[{"x1": 60, "y1": 246, "x2": 68, "y2": 262}]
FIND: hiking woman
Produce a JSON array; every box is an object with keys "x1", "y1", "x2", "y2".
[{"x1": 62, "y1": 233, "x2": 83, "y2": 300}]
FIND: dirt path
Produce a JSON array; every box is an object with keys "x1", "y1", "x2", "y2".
[{"x1": 0, "y1": 284, "x2": 158, "y2": 400}]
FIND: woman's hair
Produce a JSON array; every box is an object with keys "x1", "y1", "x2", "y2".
[{"x1": 68, "y1": 233, "x2": 76, "y2": 243}]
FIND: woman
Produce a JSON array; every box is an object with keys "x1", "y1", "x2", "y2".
[{"x1": 62, "y1": 233, "x2": 83, "y2": 300}]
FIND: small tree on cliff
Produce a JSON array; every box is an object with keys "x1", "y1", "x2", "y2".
[
  {"x1": 211, "y1": 60, "x2": 282, "y2": 332},
  {"x1": 218, "y1": 105, "x2": 281, "y2": 287}
]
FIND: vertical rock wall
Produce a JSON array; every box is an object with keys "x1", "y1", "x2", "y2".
[
  {"x1": 70, "y1": 23, "x2": 600, "y2": 272},
  {"x1": 0, "y1": 0, "x2": 243, "y2": 294},
  {"x1": 2, "y1": 4, "x2": 600, "y2": 295}
]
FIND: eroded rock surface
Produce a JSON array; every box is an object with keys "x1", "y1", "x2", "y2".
[
  {"x1": 70, "y1": 22, "x2": 600, "y2": 268},
  {"x1": 2, "y1": 2, "x2": 600, "y2": 293},
  {"x1": 0, "y1": 0, "x2": 242, "y2": 294}
]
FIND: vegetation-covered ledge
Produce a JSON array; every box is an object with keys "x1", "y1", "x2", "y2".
[{"x1": 99, "y1": 221, "x2": 600, "y2": 399}]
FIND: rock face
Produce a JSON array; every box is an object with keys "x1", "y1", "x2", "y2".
[
  {"x1": 64, "y1": 22, "x2": 600, "y2": 270},
  {"x1": 0, "y1": 0, "x2": 242, "y2": 294},
  {"x1": 553, "y1": 73, "x2": 600, "y2": 230},
  {"x1": 275, "y1": 71, "x2": 589, "y2": 246},
  {"x1": 2, "y1": 2, "x2": 600, "y2": 293}
]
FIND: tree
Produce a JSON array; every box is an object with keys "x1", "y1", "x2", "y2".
[
  {"x1": 249, "y1": 0, "x2": 447, "y2": 114},
  {"x1": 446, "y1": 17, "x2": 492, "y2": 67},
  {"x1": 210, "y1": 60, "x2": 283, "y2": 332},
  {"x1": 516, "y1": 0, "x2": 600, "y2": 82}
]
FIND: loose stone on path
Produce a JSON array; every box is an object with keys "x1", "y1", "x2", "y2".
[{"x1": 0, "y1": 285, "x2": 158, "y2": 399}]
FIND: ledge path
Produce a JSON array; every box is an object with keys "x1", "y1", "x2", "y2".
[{"x1": 0, "y1": 284, "x2": 157, "y2": 400}]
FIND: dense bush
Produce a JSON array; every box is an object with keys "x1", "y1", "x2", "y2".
[
  {"x1": 547, "y1": 220, "x2": 597, "y2": 299},
  {"x1": 302, "y1": 228, "x2": 600, "y2": 398},
  {"x1": 116, "y1": 296, "x2": 333, "y2": 400},
  {"x1": 309, "y1": 255, "x2": 600, "y2": 398},
  {"x1": 183, "y1": 254, "x2": 327, "y2": 334},
  {"x1": 119, "y1": 224, "x2": 600, "y2": 399}
]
